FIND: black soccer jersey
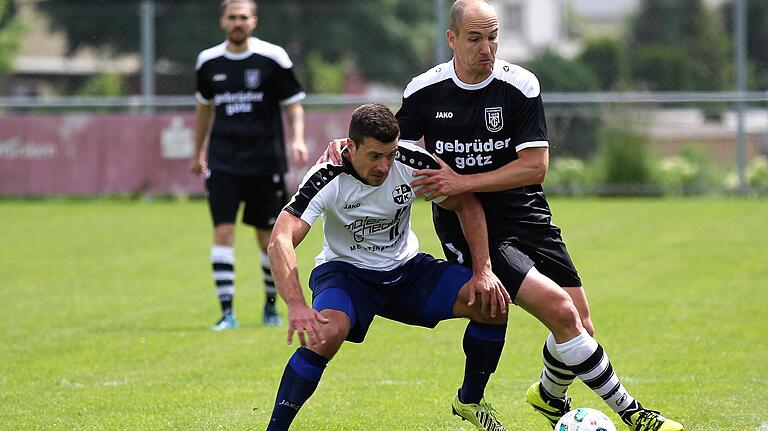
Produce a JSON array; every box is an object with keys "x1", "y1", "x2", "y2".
[
  {"x1": 196, "y1": 38, "x2": 305, "y2": 175},
  {"x1": 396, "y1": 59, "x2": 554, "y2": 244}
]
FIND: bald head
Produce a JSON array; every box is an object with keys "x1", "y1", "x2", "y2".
[{"x1": 449, "y1": 0, "x2": 495, "y2": 36}]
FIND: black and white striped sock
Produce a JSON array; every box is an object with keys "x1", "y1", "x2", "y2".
[
  {"x1": 555, "y1": 332, "x2": 641, "y2": 421},
  {"x1": 539, "y1": 332, "x2": 577, "y2": 400},
  {"x1": 260, "y1": 251, "x2": 276, "y2": 305},
  {"x1": 211, "y1": 245, "x2": 235, "y2": 314}
]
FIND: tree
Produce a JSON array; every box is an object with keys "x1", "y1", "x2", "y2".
[
  {"x1": 722, "y1": 0, "x2": 768, "y2": 90},
  {"x1": 578, "y1": 37, "x2": 628, "y2": 91},
  {"x1": 526, "y1": 50, "x2": 602, "y2": 159},
  {"x1": 627, "y1": 0, "x2": 731, "y2": 91},
  {"x1": 0, "y1": 0, "x2": 20, "y2": 82},
  {"x1": 38, "y1": 0, "x2": 435, "y2": 95}
]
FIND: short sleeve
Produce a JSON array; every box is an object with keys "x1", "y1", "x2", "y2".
[
  {"x1": 195, "y1": 59, "x2": 214, "y2": 104},
  {"x1": 396, "y1": 93, "x2": 423, "y2": 144},
  {"x1": 284, "y1": 165, "x2": 337, "y2": 225},
  {"x1": 275, "y1": 58, "x2": 305, "y2": 105},
  {"x1": 512, "y1": 94, "x2": 549, "y2": 152}
]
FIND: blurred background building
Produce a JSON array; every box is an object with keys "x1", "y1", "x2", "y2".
[{"x1": 1, "y1": 0, "x2": 767, "y2": 196}]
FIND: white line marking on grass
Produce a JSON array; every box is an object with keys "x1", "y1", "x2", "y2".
[{"x1": 757, "y1": 421, "x2": 768, "y2": 431}]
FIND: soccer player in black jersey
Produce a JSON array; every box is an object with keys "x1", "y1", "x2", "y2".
[
  {"x1": 190, "y1": 0, "x2": 308, "y2": 330},
  {"x1": 321, "y1": 1, "x2": 685, "y2": 430}
]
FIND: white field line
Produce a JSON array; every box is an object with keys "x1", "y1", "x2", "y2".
[{"x1": 757, "y1": 421, "x2": 768, "y2": 431}]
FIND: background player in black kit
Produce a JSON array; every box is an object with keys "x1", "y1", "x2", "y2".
[
  {"x1": 321, "y1": 1, "x2": 685, "y2": 430},
  {"x1": 191, "y1": 0, "x2": 308, "y2": 330}
]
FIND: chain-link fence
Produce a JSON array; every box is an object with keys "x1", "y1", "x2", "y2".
[{"x1": 1, "y1": 0, "x2": 767, "y2": 195}]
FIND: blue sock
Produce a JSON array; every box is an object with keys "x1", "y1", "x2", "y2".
[
  {"x1": 267, "y1": 348, "x2": 329, "y2": 431},
  {"x1": 459, "y1": 322, "x2": 506, "y2": 404}
]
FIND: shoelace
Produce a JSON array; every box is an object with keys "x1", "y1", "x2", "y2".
[
  {"x1": 476, "y1": 401, "x2": 506, "y2": 431},
  {"x1": 633, "y1": 409, "x2": 664, "y2": 431}
]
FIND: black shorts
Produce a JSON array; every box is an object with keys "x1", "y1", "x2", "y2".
[
  {"x1": 205, "y1": 170, "x2": 287, "y2": 229},
  {"x1": 440, "y1": 227, "x2": 581, "y2": 301}
]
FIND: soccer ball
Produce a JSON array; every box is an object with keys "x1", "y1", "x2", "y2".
[{"x1": 554, "y1": 408, "x2": 617, "y2": 431}]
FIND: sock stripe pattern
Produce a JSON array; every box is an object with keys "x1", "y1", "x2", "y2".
[
  {"x1": 555, "y1": 333, "x2": 637, "y2": 415},
  {"x1": 211, "y1": 246, "x2": 235, "y2": 299},
  {"x1": 260, "y1": 251, "x2": 277, "y2": 296},
  {"x1": 540, "y1": 332, "x2": 576, "y2": 399}
]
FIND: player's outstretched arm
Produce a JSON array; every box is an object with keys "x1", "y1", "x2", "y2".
[
  {"x1": 413, "y1": 147, "x2": 548, "y2": 196},
  {"x1": 267, "y1": 211, "x2": 329, "y2": 347},
  {"x1": 438, "y1": 193, "x2": 511, "y2": 317}
]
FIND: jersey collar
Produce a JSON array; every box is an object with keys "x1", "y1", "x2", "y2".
[
  {"x1": 449, "y1": 58, "x2": 496, "y2": 90},
  {"x1": 222, "y1": 37, "x2": 255, "y2": 60}
]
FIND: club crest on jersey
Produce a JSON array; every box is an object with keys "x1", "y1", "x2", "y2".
[
  {"x1": 392, "y1": 184, "x2": 413, "y2": 205},
  {"x1": 244, "y1": 69, "x2": 260, "y2": 89},
  {"x1": 485, "y1": 107, "x2": 503, "y2": 132}
]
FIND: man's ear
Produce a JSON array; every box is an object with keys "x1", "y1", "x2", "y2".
[
  {"x1": 447, "y1": 29, "x2": 456, "y2": 50},
  {"x1": 344, "y1": 138, "x2": 355, "y2": 159}
]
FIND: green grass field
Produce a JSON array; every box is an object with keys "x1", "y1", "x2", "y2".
[{"x1": 1, "y1": 198, "x2": 767, "y2": 430}]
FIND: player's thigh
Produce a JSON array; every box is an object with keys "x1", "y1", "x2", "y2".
[
  {"x1": 205, "y1": 170, "x2": 242, "y2": 226},
  {"x1": 309, "y1": 263, "x2": 383, "y2": 344},
  {"x1": 515, "y1": 267, "x2": 582, "y2": 340},
  {"x1": 377, "y1": 254, "x2": 466, "y2": 326},
  {"x1": 242, "y1": 174, "x2": 288, "y2": 229},
  {"x1": 453, "y1": 282, "x2": 509, "y2": 325}
]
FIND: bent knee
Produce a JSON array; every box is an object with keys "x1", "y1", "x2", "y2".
[
  {"x1": 468, "y1": 310, "x2": 509, "y2": 325},
  {"x1": 319, "y1": 311, "x2": 351, "y2": 345},
  {"x1": 549, "y1": 299, "x2": 582, "y2": 333}
]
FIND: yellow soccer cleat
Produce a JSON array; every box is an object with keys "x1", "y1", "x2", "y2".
[
  {"x1": 525, "y1": 382, "x2": 571, "y2": 428},
  {"x1": 451, "y1": 390, "x2": 507, "y2": 431},
  {"x1": 627, "y1": 409, "x2": 685, "y2": 431}
]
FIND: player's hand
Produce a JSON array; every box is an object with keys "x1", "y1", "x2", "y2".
[
  {"x1": 412, "y1": 155, "x2": 469, "y2": 200},
  {"x1": 467, "y1": 267, "x2": 510, "y2": 318},
  {"x1": 315, "y1": 138, "x2": 347, "y2": 165},
  {"x1": 286, "y1": 303, "x2": 330, "y2": 347},
  {"x1": 291, "y1": 141, "x2": 309, "y2": 165},
  {"x1": 188, "y1": 154, "x2": 207, "y2": 175}
]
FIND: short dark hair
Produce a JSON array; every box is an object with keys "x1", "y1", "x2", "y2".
[
  {"x1": 220, "y1": 0, "x2": 257, "y2": 16},
  {"x1": 348, "y1": 104, "x2": 399, "y2": 148}
]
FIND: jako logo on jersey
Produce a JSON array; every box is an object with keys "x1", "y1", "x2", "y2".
[
  {"x1": 392, "y1": 184, "x2": 413, "y2": 205},
  {"x1": 485, "y1": 107, "x2": 503, "y2": 132},
  {"x1": 343, "y1": 203, "x2": 360, "y2": 210},
  {"x1": 435, "y1": 111, "x2": 453, "y2": 119},
  {"x1": 245, "y1": 69, "x2": 260, "y2": 89},
  {"x1": 213, "y1": 73, "x2": 227, "y2": 82}
]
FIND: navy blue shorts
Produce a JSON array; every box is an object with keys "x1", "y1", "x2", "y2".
[
  {"x1": 205, "y1": 170, "x2": 287, "y2": 229},
  {"x1": 308, "y1": 253, "x2": 470, "y2": 343}
]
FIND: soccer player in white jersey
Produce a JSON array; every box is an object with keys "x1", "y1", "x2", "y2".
[
  {"x1": 265, "y1": 104, "x2": 511, "y2": 431},
  {"x1": 191, "y1": 0, "x2": 308, "y2": 330},
  {"x1": 319, "y1": 2, "x2": 686, "y2": 431}
]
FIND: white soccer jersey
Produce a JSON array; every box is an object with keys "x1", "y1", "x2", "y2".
[{"x1": 284, "y1": 142, "x2": 444, "y2": 271}]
